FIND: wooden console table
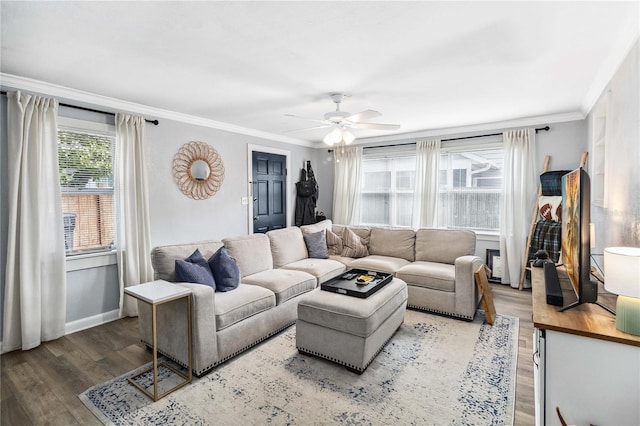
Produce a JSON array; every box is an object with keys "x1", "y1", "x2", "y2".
[{"x1": 531, "y1": 267, "x2": 640, "y2": 425}]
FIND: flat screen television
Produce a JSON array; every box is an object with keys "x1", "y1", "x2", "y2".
[{"x1": 559, "y1": 167, "x2": 612, "y2": 313}]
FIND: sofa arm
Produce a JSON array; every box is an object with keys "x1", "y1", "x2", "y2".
[
  {"x1": 137, "y1": 282, "x2": 218, "y2": 374},
  {"x1": 454, "y1": 255, "x2": 484, "y2": 318}
]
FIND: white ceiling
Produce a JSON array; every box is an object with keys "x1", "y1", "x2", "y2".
[{"x1": 1, "y1": 1, "x2": 638, "y2": 145}]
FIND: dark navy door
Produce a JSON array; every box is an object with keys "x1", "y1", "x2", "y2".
[{"x1": 252, "y1": 151, "x2": 286, "y2": 233}]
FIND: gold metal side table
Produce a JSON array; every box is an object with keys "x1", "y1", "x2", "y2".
[{"x1": 124, "y1": 280, "x2": 192, "y2": 401}]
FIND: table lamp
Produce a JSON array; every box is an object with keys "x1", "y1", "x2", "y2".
[{"x1": 604, "y1": 247, "x2": 640, "y2": 336}]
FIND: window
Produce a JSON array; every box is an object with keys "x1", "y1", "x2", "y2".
[
  {"x1": 355, "y1": 142, "x2": 503, "y2": 231},
  {"x1": 360, "y1": 156, "x2": 415, "y2": 227},
  {"x1": 58, "y1": 122, "x2": 115, "y2": 255},
  {"x1": 438, "y1": 147, "x2": 503, "y2": 231}
]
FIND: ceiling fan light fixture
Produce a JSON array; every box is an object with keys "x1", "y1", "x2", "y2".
[
  {"x1": 288, "y1": 93, "x2": 399, "y2": 144},
  {"x1": 323, "y1": 127, "x2": 342, "y2": 146},
  {"x1": 342, "y1": 129, "x2": 355, "y2": 144}
]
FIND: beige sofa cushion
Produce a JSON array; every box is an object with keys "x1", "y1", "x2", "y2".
[
  {"x1": 267, "y1": 227, "x2": 309, "y2": 268},
  {"x1": 281, "y1": 258, "x2": 346, "y2": 284},
  {"x1": 368, "y1": 228, "x2": 416, "y2": 261},
  {"x1": 415, "y1": 229, "x2": 476, "y2": 264},
  {"x1": 214, "y1": 284, "x2": 275, "y2": 330},
  {"x1": 300, "y1": 219, "x2": 332, "y2": 235},
  {"x1": 396, "y1": 261, "x2": 456, "y2": 292},
  {"x1": 348, "y1": 255, "x2": 411, "y2": 274},
  {"x1": 223, "y1": 234, "x2": 273, "y2": 278},
  {"x1": 151, "y1": 240, "x2": 224, "y2": 282},
  {"x1": 329, "y1": 254, "x2": 355, "y2": 267},
  {"x1": 241, "y1": 269, "x2": 316, "y2": 305}
]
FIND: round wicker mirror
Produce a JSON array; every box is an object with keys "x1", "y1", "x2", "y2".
[{"x1": 173, "y1": 141, "x2": 225, "y2": 200}]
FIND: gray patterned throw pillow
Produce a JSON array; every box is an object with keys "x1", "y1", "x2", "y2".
[{"x1": 303, "y1": 230, "x2": 329, "y2": 259}]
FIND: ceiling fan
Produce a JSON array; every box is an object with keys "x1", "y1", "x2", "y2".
[{"x1": 285, "y1": 93, "x2": 401, "y2": 146}]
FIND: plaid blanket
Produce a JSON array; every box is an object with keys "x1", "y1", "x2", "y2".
[
  {"x1": 528, "y1": 220, "x2": 562, "y2": 263},
  {"x1": 540, "y1": 171, "x2": 571, "y2": 196}
]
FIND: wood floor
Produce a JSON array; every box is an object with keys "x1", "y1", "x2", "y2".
[{"x1": 1, "y1": 283, "x2": 534, "y2": 425}]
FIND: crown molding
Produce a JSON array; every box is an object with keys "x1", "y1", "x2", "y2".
[
  {"x1": 328, "y1": 111, "x2": 586, "y2": 147},
  {"x1": 0, "y1": 73, "x2": 591, "y2": 150},
  {"x1": 0, "y1": 73, "x2": 315, "y2": 148}
]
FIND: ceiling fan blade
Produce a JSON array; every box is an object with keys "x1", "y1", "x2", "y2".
[
  {"x1": 284, "y1": 114, "x2": 328, "y2": 125},
  {"x1": 345, "y1": 109, "x2": 381, "y2": 122},
  {"x1": 351, "y1": 122, "x2": 401, "y2": 131},
  {"x1": 285, "y1": 125, "x2": 332, "y2": 133}
]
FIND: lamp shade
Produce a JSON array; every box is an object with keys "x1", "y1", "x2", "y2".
[{"x1": 604, "y1": 247, "x2": 640, "y2": 298}]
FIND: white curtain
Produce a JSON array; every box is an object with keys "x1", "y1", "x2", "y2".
[
  {"x1": 412, "y1": 139, "x2": 441, "y2": 228},
  {"x1": 3, "y1": 91, "x2": 66, "y2": 352},
  {"x1": 332, "y1": 146, "x2": 363, "y2": 225},
  {"x1": 115, "y1": 113, "x2": 153, "y2": 317},
  {"x1": 500, "y1": 128, "x2": 537, "y2": 288}
]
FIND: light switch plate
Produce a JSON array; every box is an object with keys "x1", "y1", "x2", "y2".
[{"x1": 241, "y1": 196, "x2": 248, "y2": 205}]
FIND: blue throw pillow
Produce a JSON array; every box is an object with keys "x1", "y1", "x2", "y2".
[
  {"x1": 304, "y1": 230, "x2": 329, "y2": 259},
  {"x1": 208, "y1": 247, "x2": 240, "y2": 292},
  {"x1": 174, "y1": 249, "x2": 216, "y2": 288}
]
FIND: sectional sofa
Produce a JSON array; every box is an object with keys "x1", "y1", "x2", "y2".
[{"x1": 137, "y1": 220, "x2": 482, "y2": 376}]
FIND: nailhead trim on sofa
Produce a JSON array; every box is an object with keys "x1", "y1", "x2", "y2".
[
  {"x1": 296, "y1": 323, "x2": 403, "y2": 374},
  {"x1": 407, "y1": 304, "x2": 474, "y2": 321},
  {"x1": 143, "y1": 321, "x2": 296, "y2": 377}
]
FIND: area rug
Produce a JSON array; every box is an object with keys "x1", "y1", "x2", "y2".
[{"x1": 80, "y1": 309, "x2": 518, "y2": 425}]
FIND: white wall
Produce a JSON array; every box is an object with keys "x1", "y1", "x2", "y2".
[{"x1": 589, "y1": 40, "x2": 640, "y2": 257}]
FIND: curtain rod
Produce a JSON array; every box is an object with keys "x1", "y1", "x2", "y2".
[
  {"x1": 327, "y1": 126, "x2": 550, "y2": 152},
  {"x1": 0, "y1": 90, "x2": 159, "y2": 125}
]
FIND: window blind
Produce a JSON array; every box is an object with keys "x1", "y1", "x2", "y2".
[{"x1": 58, "y1": 129, "x2": 115, "y2": 254}]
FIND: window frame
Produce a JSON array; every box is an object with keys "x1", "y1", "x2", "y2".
[
  {"x1": 359, "y1": 148, "x2": 416, "y2": 228},
  {"x1": 438, "y1": 137, "x2": 504, "y2": 232},
  {"x1": 354, "y1": 138, "x2": 504, "y2": 233},
  {"x1": 57, "y1": 117, "x2": 117, "y2": 259}
]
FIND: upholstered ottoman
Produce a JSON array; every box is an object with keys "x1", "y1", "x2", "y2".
[{"x1": 296, "y1": 278, "x2": 408, "y2": 374}]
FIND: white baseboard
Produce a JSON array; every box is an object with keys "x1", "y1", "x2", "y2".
[
  {"x1": 0, "y1": 310, "x2": 122, "y2": 353},
  {"x1": 65, "y1": 309, "x2": 121, "y2": 335}
]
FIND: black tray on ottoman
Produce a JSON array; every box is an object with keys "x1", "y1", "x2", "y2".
[{"x1": 321, "y1": 269, "x2": 393, "y2": 298}]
